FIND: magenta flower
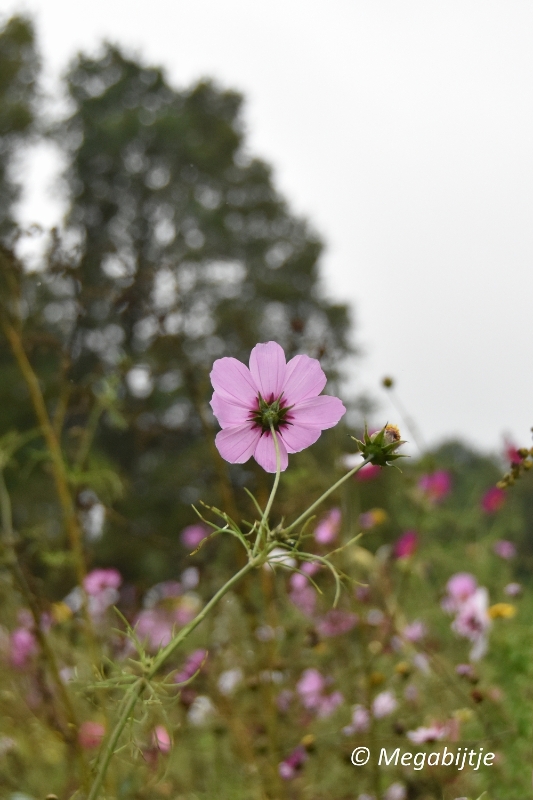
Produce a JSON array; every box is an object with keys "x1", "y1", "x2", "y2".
[
  {"x1": 279, "y1": 745, "x2": 307, "y2": 780},
  {"x1": 180, "y1": 524, "x2": 209, "y2": 549},
  {"x1": 393, "y1": 530, "x2": 418, "y2": 559},
  {"x1": 174, "y1": 649, "x2": 208, "y2": 685},
  {"x1": 289, "y1": 585, "x2": 317, "y2": 617},
  {"x1": 442, "y1": 572, "x2": 478, "y2": 612},
  {"x1": 84, "y1": 568, "x2": 122, "y2": 596},
  {"x1": 210, "y1": 341, "x2": 346, "y2": 472},
  {"x1": 418, "y1": 470, "x2": 451, "y2": 503},
  {"x1": 481, "y1": 486, "x2": 506, "y2": 514},
  {"x1": 355, "y1": 463, "x2": 382, "y2": 481},
  {"x1": 78, "y1": 721, "x2": 105, "y2": 750},
  {"x1": 9, "y1": 628, "x2": 38, "y2": 669},
  {"x1": 314, "y1": 507, "x2": 342, "y2": 545},
  {"x1": 316, "y1": 609, "x2": 358, "y2": 637},
  {"x1": 493, "y1": 539, "x2": 516, "y2": 559},
  {"x1": 152, "y1": 725, "x2": 171, "y2": 753}
]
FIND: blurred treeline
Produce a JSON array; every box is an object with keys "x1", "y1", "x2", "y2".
[{"x1": 0, "y1": 15, "x2": 358, "y2": 592}]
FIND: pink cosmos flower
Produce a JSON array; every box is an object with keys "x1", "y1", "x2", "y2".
[
  {"x1": 355, "y1": 463, "x2": 382, "y2": 481},
  {"x1": 372, "y1": 690, "x2": 397, "y2": 718},
  {"x1": 442, "y1": 573, "x2": 478, "y2": 613},
  {"x1": 493, "y1": 539, "x2": 516, "y2": 559},
  {"x1": 9, "y1": 628, "x2": 38, "y2": 669},
  {"x1": 343, "y1": 704, "x2": 370, "y2": 735},
  {"x1": 316, "y1": 609, "x2": 358, "y2": 637},
  {"x1": 210, "y1": 341, "x2": 346, "y2": 472},
  {"x1": 152, "y1": 725, "x2": 171, "y2": 753},
  {"x1": 289, "y1": 585, "x2": 317, "y2": 617},
  {"x1": 84, "y1": 568, "x2": 122, "y2": 596},
  {"x1": 452, "y1": 587, "x2": 491, "y2": 660},
  {"x1": 180, "y1": 524, "x2": 209, "y2": 549},
  {"x1": 393, "y1": 530, "x2": 418, "y2": 559},
  {"x1": 279, "y1": 745, "x2": 307, "y2": 780},
  {"x1": 314, "y1": 507, "x2": 341, "y2": 545},
  {"x1": 504, "y1": 439, "x2": 523, "y2": 466},
  {"x1": 403, "y1": 620, "x2": 427, "y2": 642},
  {"x1": 296, "y1": 668, "x2": 325, "y2": 708},
  {"x1": 407, "y1": 723, "x2": 448, "y2": 744},
  {"x1": 481, "y1": 486, "x2": 506, "y2": 514},
  {"x1": 418, "y1": 470, "x2": 451, "y2": 503},
  {"x1": 78, "y1": 721, "x2": 105, "y2": 750}
]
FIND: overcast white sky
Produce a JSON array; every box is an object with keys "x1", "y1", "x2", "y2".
[{"x1": 5, "y1": 0, "x2": 533, "y2": 455}]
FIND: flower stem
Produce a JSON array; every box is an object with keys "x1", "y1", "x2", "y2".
[
  {"x1": 281, "y1": 457, "x2": 371, "y2": 537},
  {"x1": 84, "y1": 556, "x2": 261, "y2": 800}
]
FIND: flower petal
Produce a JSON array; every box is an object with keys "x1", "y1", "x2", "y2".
[
  {"x1": 210, "y1": 357, "x2": 257, "y2": 407},
  {"x1": 253, "y1": 431, "x2": 289, "y2": 473},
  {"x1": 283, "y1": 355, "x2": 327, "y2": 405},
  {"x1": 210, "y1": 393, "x2": 252, "y2": 429},
  {"x1": 249, "y1": 341, "x2": 286, "y2": 401},
  {"x1": 215, "y1": 424, "x2": 261, "y2": 464},
  {"x1": 279, "y1": 424, "x2": 322, "y2": 454},
  {"x1": 287, "y1": 396, "x2": 346, "y2": 429}
]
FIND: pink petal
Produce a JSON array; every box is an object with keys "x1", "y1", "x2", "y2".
[
  {"x1": 279, "y1": 424, "x2": 322, "y2": 454},
  {"x1": 210, "y1": 393, "x2": 252, "y2": 429},
  {"x1": 254, "y1": 431, "x2": 289, "y2": 473},
  {"x1": 215, "y1": 424, "x2": 261, "y2": 463},
  {"x1": 210, "y1": 357, "x2": 257, "y2": 407},
  {"x1": 287, "y1": 396, "x2": 346, "y2": 429},
  {"x1": 249, "y1": 341, "x2": 286, "y2": 402},
  {"x1": 283, "y1": 355, "x2": 327, "y2": 405}
]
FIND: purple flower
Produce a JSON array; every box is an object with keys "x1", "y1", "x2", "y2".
[
  {"x1": 289, "y1": 585, "x2": 317, "y2": 617},
  {"x1": 290, "y1": 561, "x2": 320, "y2": 590},
  {"x1": 481, "y1": 486, "x2": 506, "y2": 514},
  {"x1": 343, "y1": 704, "x2": 370, "y2": 735},
  {"x1": 314, "y1": 507, "x2": 342, "y2": 545},
  {"x1": 455, "y1": 663, "x2": 476, "y2": 678},
  {"x1": 9, "y1": 628, "x2": 38, "y2": 668},
  {"x1": 317, "y1": 690, "x2": 344, "y2": 718},
  {"x1": 316, "y1": 609, "x2": 358, "y2": 637},
  {"x1": 210, "y1": 341, "x2": 346, "y2": 472},
  {"x1": 418, "y1": 470, "x2": 451, "y2": 503},
  {"x1": 493, "y1": 539, "x2": 516, "y2": 559},
  {"x1": 175, "y1": 649, "x2": 208, "y2": 685},
  {"x1": 372, "y1": 690, "x2": 397, "y2": 718},
  {"x1": 296, "y1": 668, "x2": 325, "y2": 708},
  {"x1": 83, "y1": 568, "x2": 122, "y2": 596},
  {"x1": 393, "y1": 530, "x2": 418, "y2": 559},
  {"x1": 134, "y1": 609, "x2": 174, "y2": 652},
  {"x1": 279, "y1": 745, "x2": 307, "y2": 780},
  {"x1": 181, "y1": 524, "x2": 209, "y2": 549}
]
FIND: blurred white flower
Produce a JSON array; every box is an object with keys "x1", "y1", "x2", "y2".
[
  {"x1": 217, "y1": 668, "x2": 243, "y2": 696},
  {"x1": 188, "y1": 695, "x2": 215, "y2": 725}
]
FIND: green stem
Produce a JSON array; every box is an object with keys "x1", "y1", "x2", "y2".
[
  {"x1": 253, "y1": 426, "x2": 282, "y2": 556},
  {"x1": 85, "y1": 556, "x2": 261, "y2": 800},
  {"x1": 282, "y1": 457, "x2": 371, "y2": 536}
]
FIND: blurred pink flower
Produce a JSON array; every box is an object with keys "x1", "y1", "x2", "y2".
[
  {"x1": 175, "y1": 649, "x2": 208, "y2": 685},
  {"x1": 481, "y1": 486, "x2": 506, "y2": 514},
  {"x1": 181, "y1": 524, "x2": 209, "y2": 549},
  {"x1": 343, "y1": 704, "x2": 370, "y2": 735},
  {"x1": 210, "y1": 341, "x2": 345, "y2": 473},
  {"x1": 455, "y1": 663, "x2": 476, "y2": 679},
  {"x1": 279, "y1": 745, "x2": 307, "y2": 780},
  {"x1": 407, "y1": 723, "x2": 448, "y2": 744},
  {"x1": 442, "y1": 573, "x2": 477, "y2": 612},
  {"x1": 9, "y1": 628, "x2": 38, "y2": 668},
  {"x1": 505, "y1": 582, "x2": 522, "y2": 597},
  {"x1": 134, "y1": 609, "x2": 174, "y2": 652},
  {"x1": 418, "y1": 470, "x2": 451, "y2": 503},
  {"x1": 84, "y1": 568, "x2": 122, "y2": 595},
  {"x1": 276, "y1": 689, "x2": 294, "y2": 713},
  {"x1": 316, "y1": 609, "x2": 358, "y2": 637},
  {"x1": 504, "y1": 439, "x2": 523, "y2": 466},
  {"x1": 355, "y1": 463, "x2": 382, "y2": 481},
  {"x1": 289, "y1": 585, "x2": 317, "y2": 617},
  {"x1": 393, "y1": 530, "x2": 418, "y2": 559},
  {"x1": 78, "y1": 721, "x2": 105, "y2": 750},
  {"x1": 383, "y1": 784, "x2": 407, "y2": 800},
  {"x1": 372, "y1": 690, "x2": 397, "y2": 718},
  {"x1": 296, "y1": 668, "x2": 325, "y2": 708},
  {"x1": 152, "y1": 725, "x2": 171, "y2": 753},
  {"x1": 493, "y1": 539, "x2": 516, "y2": 559},
  {"x1": 452, "y1": 587, "x2": 491, "y2": 660},
  {"x1": 290, "y1": 561, "x2": 320, "y2": 590},
  {"x1": 403, "y1": 620, "x2": 427, "y2": 642},
  {"x1": 314, "y1": 507, "x2": 341, "y2": 545},
  {"x1": 317, "y1": 690, "x2": 344, "y2": 718}
]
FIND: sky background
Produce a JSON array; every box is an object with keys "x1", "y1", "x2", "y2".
[{"x1": 4, "y1": 0, "x2": 533, "y2": 455}]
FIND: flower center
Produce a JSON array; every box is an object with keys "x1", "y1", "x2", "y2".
[{"x1": 252, "y1": 394, "x2": 292, "y2": 433}]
